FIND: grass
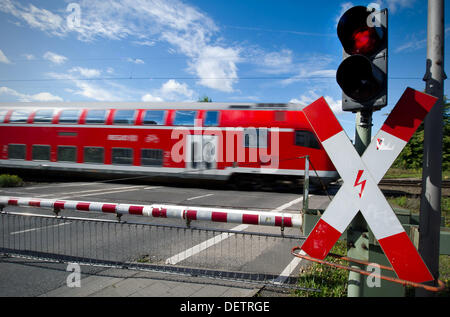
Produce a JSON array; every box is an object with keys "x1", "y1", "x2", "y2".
[
  {"x1": 384, "y1": 168, "x2": 450, "y2": 180},
  {"x1": 0, "y1": 174, "x2": 23, "y2": 187},
  {"x1": 388, "y1": 196, "x2": 450, "y2": 227},
  {"x1": 294, "y1": 241, "x2": 348, "y2": 297}
]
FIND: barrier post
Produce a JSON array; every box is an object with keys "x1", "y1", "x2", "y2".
[{"x1": 303, "y1": 156, "x2": 310, "y2": 213}]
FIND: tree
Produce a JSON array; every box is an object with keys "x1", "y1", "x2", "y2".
[
  {"x1": 198, "y1": 95, "x2": 212, "y2": 102},
  {"x1": 393, "y1": 96, "x2": 449, "y2": 170}
]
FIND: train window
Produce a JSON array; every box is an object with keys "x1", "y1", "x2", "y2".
[
  {"x1": 295, "y1": 130, "x2": 320, "y2": 149},
  {"x1": 34, "y1": 109, "x2": 54, "y2": 123},
  {"x1": 204, "y1": 111, "x2": 219, "y2": 126},
  {"x1": 173, "y1": 110, "x2": 197, "y2": 126},
  {"x1": 8, "y1": 144, "x2": 26, "y2": 160},
  {"x1": 58, "y1": 146, "x2": 77, "y2": 162},
  {"x1": 58, "y1": 132, "x2": 78, "y2": 137},
  {"x1": 0, "y1": 110, "x2": 8, "y2": 123},
  {"x1": 141, "y1": 149, "x2": 164, "y2": 167},
  {"x1": 113, "y1": 110, "x2": 136, "y2": 125},
  {"x1": 112, "y1": 148, "x2": 133, "y2": 165},
  {"x1": 142, "y1": 110, "x2": 166, "y2": 125},
  {"x1": 84, "y1": 147, "x2": 104, "y2": 164},
  {"x1": 85, "y1": 110, "x2": 107, "y2": 124},
  {"x1": 244, "y1": 128, "x2": 268, "y2": 148},
  {"x1": 59, "y1": 110, "x2": 80, "y2": 124},
  {"x1": 32, "y1": 145, "x2": 51, "y2": 161},
  {"x1": 10, "y1": 110, "x2": 31, "y2": 123}
]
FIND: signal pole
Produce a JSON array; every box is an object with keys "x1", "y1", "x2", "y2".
[
  {"x1": 347, "y1": 110, "x2": 372, "y2": 297},
  {"x1": 417, "y1": 0, "x2": 445, "y2": 297}
]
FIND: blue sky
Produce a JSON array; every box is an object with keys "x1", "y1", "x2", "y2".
[{"x1": 0, "y1": 0, "x2": 448, "y2": 139}]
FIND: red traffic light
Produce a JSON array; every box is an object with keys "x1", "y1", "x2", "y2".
[
  {"x1": 338, "y1": 6, "x2": 385, "y2": 56},
  {"x1": 336, "y1": 5, "x2": 388, "y2": 111}
]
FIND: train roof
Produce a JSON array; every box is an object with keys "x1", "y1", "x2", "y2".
[{"x1": 0, "y1": 101, "x2": 306, "y2": 111}]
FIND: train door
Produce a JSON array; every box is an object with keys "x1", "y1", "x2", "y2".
[{"x1": 186, "y1": 135, "x2": 218, "y2": 171}]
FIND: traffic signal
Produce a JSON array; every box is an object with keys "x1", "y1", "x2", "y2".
[{"x1": 336, "y1": 5, "x2": 388, "y2": 112}]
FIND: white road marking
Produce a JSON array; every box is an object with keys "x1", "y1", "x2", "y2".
[
  {"x1": 164, "y1": 196, "x2": 306, "y2": 270},
  {"x1": 58, "y1": 186, "x2": 161, "y2": 199},
  {"x1": 10, "y1": 222, "x2": 71, "y2": 235},
  {"x1": 272, "y1": 196, "x2": 304, "y2": 212},
  {"x1": 272, "y1": 196, "x2": 312, "y2": 284},
  {"x1": 186, "y1": 194, "x2": 214, "y2": 201},
  {"x1": 34, "y1": 185, "x2": 146, "y2": 199},
  {"x1": 165, "y1": 224, "x2": 249, "y2": 265},
  {"x1": 273, "y1": 251, "x2": 305, "y2": 285},
  {"x1": 23, "y1": 183, "x2": 92, "y2": 190}
]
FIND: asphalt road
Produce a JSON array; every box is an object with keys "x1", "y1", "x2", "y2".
[{"x1": 0, "y1": 178, "x2": 332, "y2": 296}]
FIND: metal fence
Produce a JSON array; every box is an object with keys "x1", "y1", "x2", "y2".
[{"x1": 0, "y1": 210, "x2": 307, "y2": 288}]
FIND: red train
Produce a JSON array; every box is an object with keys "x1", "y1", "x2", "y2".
[{"x1": 0, "y1": 102, "x2": 338, "y2": 187}]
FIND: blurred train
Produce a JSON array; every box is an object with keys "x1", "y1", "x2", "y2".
[{"x1": 0, "y1": 102, "x2": 338, "y2": 187}]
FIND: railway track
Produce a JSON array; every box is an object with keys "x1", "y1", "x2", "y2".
[{"x1": 379, "y1": 179, "x2": 450, "y2": 189}]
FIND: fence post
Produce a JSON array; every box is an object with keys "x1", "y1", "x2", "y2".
[{"x1": 303, "y1": 156, "x2": 310, "y2": 213}]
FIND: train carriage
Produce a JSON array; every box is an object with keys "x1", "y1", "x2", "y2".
[{"x1": 0, "y1": 102, "x2": 338, "y2": 187}]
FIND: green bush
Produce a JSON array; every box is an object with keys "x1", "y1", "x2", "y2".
[{"x1": 0, "y1": 174, "x2": 23, "y2": 187}]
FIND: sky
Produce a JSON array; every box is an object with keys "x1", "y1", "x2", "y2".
[{"x1": 0, "y1": 0, "x2": 448, "y2": 140}]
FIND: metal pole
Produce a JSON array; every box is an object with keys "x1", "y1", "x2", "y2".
[
  {"x1": 303, "y1": 156, "x2": 310, "y2": 213},
  {"x1": 417, "y1": 0, "x2": 445, "y2": 297},
  {"x1": 347, "y1": 110, "x2": 372, "y2": 297}
]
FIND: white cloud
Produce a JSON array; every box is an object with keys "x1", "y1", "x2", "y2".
[
  {"x1": 46, "y1": 72, "x2": 121, "y2": 101},
  {"x1": 252, "y1": 49, "x2": 294, "y2": 75},
  {"x1": 31, "y1": 92, "x2": 63, "y2": 102},
  {"x1": 160, "y1": 79, "x2": 195, "y2": 100},
  {"x1": 281, "y1": 55, "x2": 336, "y2": 85},
  {"x1": 189, "y1": 46, "x2": 240, "y2": 92},
  {"x1": 133, "y1": 40, "x2": 156, "y2": 47},
  {"x1": 142, "y1": 93, "x2": 163, "y2": 102},
  {"x1": 383, "y1": 0, "x2": 415, "y2": 13},
  {"x1": 0, "y1": 49, "x2": 11, "y2": 64},
  {"x1": 69, "y1": 67, "x2": 101, "y2": 78},
  {"x1": 142, "y1": 79, "x2": 195, "y2": 102},
  {"x1": 0, "y1": 86, "x2": 63, "y2": 102},
  {"x1": 1, "y1": 0, "x2": 240, "y2": 93},
  {"x1": 72, "y1": 81, "x2": 117, "y2": 101},
  {"x1": 290, "y1": 90, "x2": 343, "y2": 114},
  {"x1": 0, "y1": 0, "x2": 66, "y2": 36},
  {"x1": 395, "y1": 38, "x2": 426, "y2": 53},
  {"x1": 127, "y1": 58, "x2": 145, "y2": 65},
  {"x1": 43, "y1": 51, "x2": 67, "y2": 64},
  {"x1": 22, "y1": 53, "x2": 35, "y2": 60}
]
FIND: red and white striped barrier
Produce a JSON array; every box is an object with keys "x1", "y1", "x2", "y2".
[
  {"x1": 0, "y1": 196, "x2": 302, "y2": 229},
  {"x1": 300, "y1": 88, "x2": 436, "y2": 284}
]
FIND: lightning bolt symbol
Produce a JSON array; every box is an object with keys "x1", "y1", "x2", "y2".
[{"x1": 354, "y1": 170, "x2": 366, "y2": 198}]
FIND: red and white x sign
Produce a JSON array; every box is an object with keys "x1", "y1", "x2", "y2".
[{"x1": 301, "y1": 88, "x2": 437, "y2": 284}]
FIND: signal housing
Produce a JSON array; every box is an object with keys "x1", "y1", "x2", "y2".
[{"x1": 336, "y1": 6, "x2": 388, "y2": 112}]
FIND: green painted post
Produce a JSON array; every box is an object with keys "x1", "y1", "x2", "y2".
[{"x1": 347, "y1": 111, "x2": 371, "y2": 297}]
